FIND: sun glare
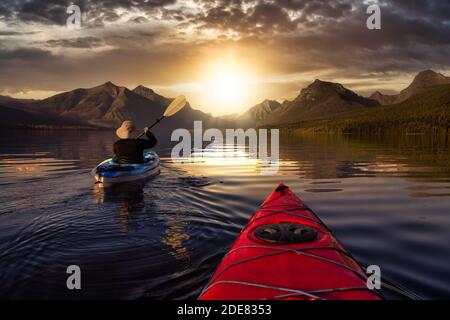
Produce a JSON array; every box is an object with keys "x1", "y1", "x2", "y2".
[
  {"x1": 212, "y1": 71, "x2": 241, "y2": 100},
  {"x1": 200, "y1": 62, "x2": 255, "y2": 115}
]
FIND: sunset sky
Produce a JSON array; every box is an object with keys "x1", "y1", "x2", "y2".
[{"x1": 0, "y1": 0, "x2": 450, "y2": 115}]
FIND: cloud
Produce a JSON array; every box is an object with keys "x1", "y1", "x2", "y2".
[
  {"x1": 277, "y1": 0, "x2": 353, "y2": 18},
  {"x1": 0, "y1": 30, "x2": 38, "y2": 36},
  {"x1": 0, "y1": 0, "x2": 450, "y2": 105},
  {"x1": 0, "y1": 0, "x2": 177, "y2": 26},
  {"x1": 45, "y1": 37, "x2": 105, "y2": 48}
]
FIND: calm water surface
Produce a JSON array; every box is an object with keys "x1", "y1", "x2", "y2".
[{"x1": 1, "y1": 130, "x2": 450, "y2": 299}]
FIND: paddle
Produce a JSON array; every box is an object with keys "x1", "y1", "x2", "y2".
[{"x1": 136, "y1": 95, "x2": 187, "y2": 138}]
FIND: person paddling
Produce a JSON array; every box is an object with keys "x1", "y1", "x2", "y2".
[{"x1": 114, "y1": 120, "x2": 157, "y2": 164}]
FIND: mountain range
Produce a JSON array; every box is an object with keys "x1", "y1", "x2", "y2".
[
  {"x1": 1, "y1": 69, "x2": 449, "y2": 132},
  {"x1": 236, "y1": 99, "x2": 281, "y2": 128},
  {"x1": 242, "y1": 69, "x2": 450, "y2": 128},
  {"x1": 369, "y1": 70, "x2": 450, "y2": 105},
  {"x1": 285, "y1": 83, "x2": 450, "y2": 135},
  {"x1": 257, "y1": 79, "x2": 380, "y2": 126},
  {"x1": 0, "y1": 82, "x2": 212, "y2": 131}
]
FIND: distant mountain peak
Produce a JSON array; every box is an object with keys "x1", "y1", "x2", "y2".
[
  {"x1": 296, "y1": 79, "x2": 348, "y2": 103},
  {"x1": 133, "y1": 85, "x2": 155, "y2": 93},
  {"x1": 0, "y1": 95, "x2": 35, "y2": 109},
  {"x1": 408, "y1": 69, "x2": 449, "y2": 88},
  {"x1": 398, "y1": 69, "x2": 450, "y2": 101},
  {"x1": 11, "y1": 81, "x2": 210, "y2": 129},
  {"x1": 257, "y1": 79, "x2": 379, "y2": 126},
  {"x1": 369, "y1": 90, "x2": 397, "y2": 105},
  {"x1": 259, "y1": 99, "x2": 280, "y2": 110},
  {"x1": 101, "y1": 81, "x2": 119, "y2": 88},
  {"x1": 132, "y1": 85, "x2": 170, "y2": 106},
  {"x1": 371, "y1": 90, "x2": 383, "y2": 96},
  {"x1": 415, "y1": 69, "x2": 444, "y2": 78},
  {"x1": 245, "y1": 99, "x2": 280, "y2": 114},
  {"x1": 311, "y1": 79, "x2": 342, "y2": 87},
  {"x1": 236, "y1": 99, "x2": 281, "y2": 126},
  {"x1": 311, "y1": 79, "x2": 345, "y2": 90},
  {"x1": 91, "y1": 81, "x2": 123, "y2": 97},
  {"x1": 370, "y1": 70, "x2": 450, "y2": 105},
  {"x1": 310, "y1": 79, "x2": 332, "y2": 87}
]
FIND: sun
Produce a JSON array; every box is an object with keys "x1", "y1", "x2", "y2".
[
  {"x1": 200, "y1": 62, "x2": 255, "y2": 115},
  {"x1": 211, "y1": 70, "x2": 242, "y2": 101}
]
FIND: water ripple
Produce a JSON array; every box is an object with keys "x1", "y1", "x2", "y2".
[{"x1": 1, "y1": 131, "x2": 450, "y2": 299}]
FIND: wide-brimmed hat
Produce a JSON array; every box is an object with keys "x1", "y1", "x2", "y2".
[{"x1": 116, "y1": 120, "x2": 136, "y2": 139}]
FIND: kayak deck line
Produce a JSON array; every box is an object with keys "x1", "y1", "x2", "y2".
[
  {"x1": 199, "y1": 184, "x2": 382, "y2": 300},
  {"x1": 225, "y1": 245, "x2": 364, "y2": 278},
  {"x1": 252, "y1": 208, "x2": 328, "y2": 228},
  {"x1": 200, "y1": 245, "x2": 370, "y2": 297},
  {"x1": 202, "y1": 280, "x2": 324, "y2": 300},
  {"x1": 201, "y1": 280, "x2": 380, "y2": 300},
  {"x1": 272, "y1": 286, "x2": 378, "y2": 300}
]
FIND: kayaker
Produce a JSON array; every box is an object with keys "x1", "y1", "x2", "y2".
[{"x1": 114, "y1": 120, "x2": 157, "y2": 164}]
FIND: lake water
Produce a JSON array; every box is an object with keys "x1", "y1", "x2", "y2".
[{"x1": 0, "y1": 130, "x2": 450, "y2": 299}]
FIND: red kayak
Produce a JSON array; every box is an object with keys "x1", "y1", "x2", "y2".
[{"x1": 199, "y1": 184, "x2": 382, "y2": 300}]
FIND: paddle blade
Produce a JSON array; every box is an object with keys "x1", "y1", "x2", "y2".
[{"x1": 163, "y1": 95, "x2": 187, "y2": 117}]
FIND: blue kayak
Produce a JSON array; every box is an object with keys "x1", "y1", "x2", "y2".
[{"x1": 92, "y1": 151, "x2": 160, "y2": 185}]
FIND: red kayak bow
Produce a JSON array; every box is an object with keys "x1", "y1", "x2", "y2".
[{"x1": 199, "y1": 184, "x2": 381, "y2": 300}]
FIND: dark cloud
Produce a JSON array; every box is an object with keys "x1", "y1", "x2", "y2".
[
  {"x1": 17, "y1": 0, "x2": 68, "y2": 25},
  {"x1": 0, "y1": 0, "x2": 176, "y2": 26},
  {"x1": 1, "y1": 0, "x2": 450, "y2": 97},
  {"x1": 131, "y1": 16, "x2": 149, "y2": 23},
  {"x1": 0, "y1": 47, "x2": 52, "y2": 60},
  {"x1": 191, "y1": 0, "x2": 298, "y2": 35},
  {"x1": 0, "y1": 5, "x2": 12, "y2": 19},
  {"x1": 238, "y1": 0, "x2": 450, "y2": 76},
  {"x1": 45, "y1": 37, "x2": 105, "y2": 48},
  {"x1": 290, "y1": 0, "x2": 352, "y2": 18},
  {"x1": 247, "y1": 2, "x2": 298, "y2": 32},
  {"x1": 189, "y1": 0, "x2": 355, "y2": 34},
  {"x1": 388, "y1": 0, "x2": 450, "y2": 20},
  {"x1": 0, "y1": 30, "x2": 38, "y2": 36}
]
